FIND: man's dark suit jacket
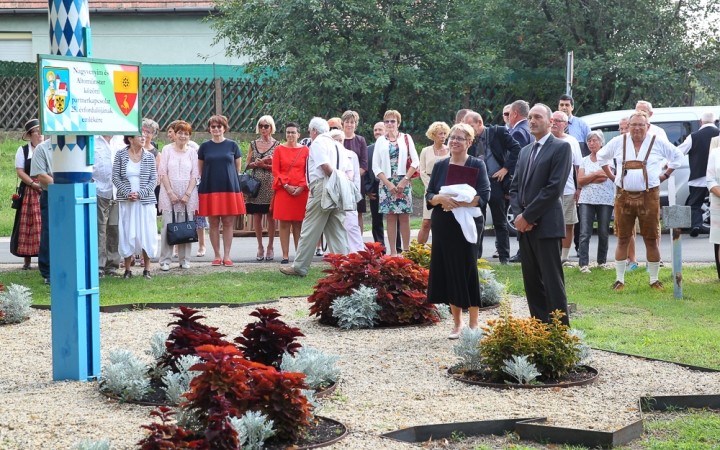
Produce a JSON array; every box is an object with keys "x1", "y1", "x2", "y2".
[
  {"x1": 364, "y1": 143, "x2": 379, "y2": 194},
  {"x1": 468, "y1": 125, "x2": 522, "y2": 176},
  {"x1": 509, "y1": 134, "x2": 572, "y2": 239},
  {"x1": 510, "y1": 119, "x2": 534, "y2": 149}
]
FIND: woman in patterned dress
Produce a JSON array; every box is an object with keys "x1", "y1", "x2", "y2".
[
  {"x1": 10, "y1": 119, "x2": 44, "y2": 269},
  {"x1": 246, "y1": 115, "x2": 280, "y2": 261},
  {"x1": 371, "y1": 110, "x2": 420, "y2": 255}
]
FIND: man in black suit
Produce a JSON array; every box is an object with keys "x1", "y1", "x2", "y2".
[
  {"x1": 366, "y1": 121, "x2": 387, "y2": 245},
  {"x1": 509, "y1": 103, "x2": 573, "y2": 326},
  {"x1": 507, "y1": 99, "x2": 535, "y2": 263},
  {"x1": 463, "y1": 111, "x2": 521, "y2": 264}
]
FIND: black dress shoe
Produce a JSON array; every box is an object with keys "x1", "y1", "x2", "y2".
[
  {"x1": 690, "y1": 227, "x2": 700, "y2": 237},
  {"x1": 500, "y1": 258, "x2": 510, "y2": 266},
  {"x1": 492, "y1": 251, "x2": 499, "y2": 258},
  {"x1": 508, "y1": 254, "x2": 521, "y2": 263},
  {"x1": 698, "y1": 225, "x2": 711, "y2": 235},
  {"x1": 43, "y1": 278, "x2": 50, "y2": 285}
]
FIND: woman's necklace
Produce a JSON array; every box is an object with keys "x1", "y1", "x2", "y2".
[
  {"x1": 259, "y1": 136, "x2": 274, "y2": 144},
  {"x1": 128, "y1": 149, "x2": 142, "y2": 162},
  {"x1": 387, "y1": 133, "x2": 398, "y2": 143},
  {"x1": 433, "y1": 145, "x2": 447, "y2": 157}
]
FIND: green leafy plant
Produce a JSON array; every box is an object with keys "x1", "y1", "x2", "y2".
[
  {"x1": 280, "y1": 346, "x2": 341, "y2": 390},
  {"x1": 331, "y1": 285, "x2": 381, "y2": 329},
  {"x1": 161, "y1": 355, "x2": 202, "y2": 406},
  {"x1": 402, "y1": 239, "x2": 432, "y2": 269},
  {"x1": 0, "y1": 283, "x2": 33, "y2": 324},
  {"x1": 309, "y1": 242, "x2": 438, "y2": 327},
  {"x1": 480, "y1": 303, "x2": 580, "y2": 381},
  {"x1": 234, "y1": 307, "x2": 304, "y2": 367}
]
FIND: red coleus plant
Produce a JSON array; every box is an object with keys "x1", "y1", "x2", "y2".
[
  {"x1": 308, "y1": 242, "x2": 438, "y2": 326},
  {"x1": 234, "y1": 307, "x2": 304, "y2": 367},
  {"x1": 161, "y1": 306, "x2": 233, "y2": 372},
  {"x1": 138, "y1": 406, "x2": 208, "y2": 449}
]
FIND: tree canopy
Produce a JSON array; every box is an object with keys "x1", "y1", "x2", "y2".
[{"x1": 211, "y1": 0, "x2": 720, "y2": 130}]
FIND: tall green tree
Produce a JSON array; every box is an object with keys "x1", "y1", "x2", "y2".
[{"x1": 211, "y1": 0, "x2": 503, "y2": 130}]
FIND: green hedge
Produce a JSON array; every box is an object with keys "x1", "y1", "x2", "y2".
[{"x1": 0, "y1": 61, "x2": 36, "y2": 78}]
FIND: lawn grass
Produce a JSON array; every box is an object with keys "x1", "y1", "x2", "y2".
[
  {"x1": 0, "y1": 137, "x2": 22, "y2": 236},
  {"x1": 642, "y1": 410, "x2": 720, "y2": 449},
  {"x1": 1, "y1": 266, "x2": 325, "y2": 306},
  {"x1": 493, "y1": 264, "x2": 720, "y2": 369}
]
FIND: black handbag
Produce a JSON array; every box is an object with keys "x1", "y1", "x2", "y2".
[
  {"x1": 238, "y1": 169, "x2": 261, "y2": 197},
  {"x1": 166, "y1": 206, "x2": 198, "y2": 246}
]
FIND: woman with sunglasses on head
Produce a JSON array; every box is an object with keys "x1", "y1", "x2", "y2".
[
  {"x1": 246, "y1": 116, "x2": 280, "y2": 261},
  {"x1": 371, "y1": 110, "x2": 420, "y2": 255},
  {"x1": 197, "y1": 115, "x2": 246, "y2": 266}
]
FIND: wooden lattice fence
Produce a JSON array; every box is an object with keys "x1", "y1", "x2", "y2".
[{"x1": 0, "y1": 77, "x2": 39, "y2": 131}]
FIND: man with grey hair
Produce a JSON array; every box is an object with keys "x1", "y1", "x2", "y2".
[
  {"x1": 509, "y1": 103, "x2": 573, "y2": 325},
  {"x1": 281, "y1": 117, "x2": 348, "y2": 276},
  {"x1": 635, "y1": 100, "x2": 669, "y2": 141},
  {"x1": 678, "y1": 111, "x2": 719, "y2": 236},
  {"x1": 455, "y1": 108, "x2": 472, "y2": 125},
  {"x1": 507, "y1": 99, "x2": 534, "y2": 263},
  {"x1": 502, "y1": 104, "x2": 513, "y2": 131}
]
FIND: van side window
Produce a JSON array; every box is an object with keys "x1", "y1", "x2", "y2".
[
  {"x1": 657, "y1": 122, "x2": 692, "y2": 146},
  {"x1": 593, "y1": 125, "x2": 619, "y2": 144}
]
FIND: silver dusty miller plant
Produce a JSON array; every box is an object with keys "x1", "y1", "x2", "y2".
[
  {"x1": 568, "y1": 328, "x2": 593, "y2": 368},
  {"x1": 434, "y1": 303, "x2": 451, "y2": 320},
  {"x1": 102, "y1": 349, "x2": 151, "y2": 401},
  {"x1": 480, "y1": 279, "x2": 505, "y2": 306},
  {"x1": 0, "y1": 283, "x2": 33, "y2": 324},
  {"x1": 502, "y1": 355, "x2": 541, "y2": 385},
  {"x1": 145, "y1": 331, "x2": 169, "y2": 365},
  {"x1": 280, "y1": 346, "x2": 341, "y2": 390},
  {"x1": 452, "y1": 327, "x2": 485, "y2": 371},
  {"x1": 72, "y1": 439, "x2": 111, "y2": 450},
  {"x1": 229, "y1": 411, "x2": 276, "y2": 450},
  {"x1": 331, "y1": 285, "x2": 381, "y2": 329},
  {"x1": 161, "y1": 354, "x2": 202, "y2": 405}
]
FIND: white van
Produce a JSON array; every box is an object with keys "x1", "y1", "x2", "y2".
[{"x1": 580, "y1": 106, "x2": 720, "y2": 208}]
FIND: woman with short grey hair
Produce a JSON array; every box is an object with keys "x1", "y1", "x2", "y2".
[{"x1": 577, "y1": 130, "x2": 614, "y2": 273}]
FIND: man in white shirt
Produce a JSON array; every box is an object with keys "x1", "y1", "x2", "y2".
[
  {"x1": 93, "y1": 135, "x2": 124, "y2": 277},
  {"x1": 677, "y1": 112, "x2": 719, "y2": 236},
  {"x1": 635, "y1": 100, "x2": 669, "y2": 142},
  {"x1": 550, "y1": 111, "x2": 583, "y2": 265},
  {"x1": 281, "y1": 118, "x2": 348, "y2": 276},
  {"x1": 598, "y1": 111, "x2": 683, "y2": 291}
]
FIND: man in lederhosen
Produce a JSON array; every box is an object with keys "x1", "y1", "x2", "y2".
[{"x1": 597, "y1": 111, "x2": 683, "y2": 291}]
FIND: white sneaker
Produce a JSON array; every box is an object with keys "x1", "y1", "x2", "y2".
[
  {"x1": 579, "y1": 266, "x2": 591, "y2": 273},
  {"x1": 180, "y1": 263, "x2": 190, "y2": 269},
  {"x1": 599, "y1": 263, "x2": 612, "y2": 270},
  {"x1": 160, "y1": 263, "x2": 170, "y2": 271},
  {"x1": 562, "y1": 259, "x2": 574, "y2": 267}
]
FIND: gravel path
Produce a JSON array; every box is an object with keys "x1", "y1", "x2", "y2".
[{"x1": 1, "y1": 296, "x2": 718, "y2": 449}]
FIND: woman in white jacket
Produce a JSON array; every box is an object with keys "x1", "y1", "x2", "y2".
[{"x1": 372, "y1": 110, "x2": 419, "y2": 255}]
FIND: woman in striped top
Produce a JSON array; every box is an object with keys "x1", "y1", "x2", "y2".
[{"x1": 113, "y1": 134, "x2": 159, "y2": 279}]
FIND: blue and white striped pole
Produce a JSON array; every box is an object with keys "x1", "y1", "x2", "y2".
[{"x1": 48, "y1": 0, "x2": 100, "y2": 381}]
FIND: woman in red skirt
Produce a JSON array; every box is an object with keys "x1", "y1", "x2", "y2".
[
  {"x1": 197, "y1": 115, "x2": 246, "y2": 266},
  {"x1": 11, "y1": 119, "x2": 44, "y2": 269},
  {"x1": 271, "y1": 122, "x2": 309, "y2": 264}
]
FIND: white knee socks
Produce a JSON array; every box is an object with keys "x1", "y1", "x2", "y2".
[
  {"x1": 648, "y1": 262, "x2": 660, "y2": 283},
  {"x1": 615, "y1": 259, "x2": 626, "y2": 283},
  {"x1": 561, "y1": 248, "x2": 570, "y2": 260}
]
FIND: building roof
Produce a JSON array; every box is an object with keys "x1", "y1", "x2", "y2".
[{"x1": 0, "y1": 1, "x2": 215, "y2": 9}]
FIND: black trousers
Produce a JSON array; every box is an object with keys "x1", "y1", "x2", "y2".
[
  {"x1": 478, "y1": 180, "x2": 510, "y2": 260},
  {"x1": 715, "y1": 244, "x2": 720, "y2": 279},
  {"x1": 39, "y1": 190, "x2": 50, "y2": 279},
  {"x1": 368, "y1": 191, "x2": 385, "y2": 244},
  {"x1": 518, "y1": 232, "x2": 569, "y2": 326},
  {"x1": 686, "y1": 186, "x2": 708, "y2": 229}
]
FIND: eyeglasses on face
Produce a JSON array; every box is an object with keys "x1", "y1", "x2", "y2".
[
  {"x1": 329, "y1": 126, "x2": 340, "y2": 130},
  {"x1": 286, "y1": 130, "x2": 298, "y2": 134},
  {"x1": 209, "y1": 124, "x2": 223, "y2": 129},
  {"x1": 448, "y1": 136, "x2": 467, "y2": 142},
  {"x1": 503, "y1": 112, "x2": 510, "y2": 116},
  {"x1": 384, "y1": 119, "x2": 397, "y2": 124},
  {"x1": 258, "y1": 124, "x2": 271, "y2": 129},
  {"x1": 629, "y1": 123, "x2": 647, "y2": 128}
]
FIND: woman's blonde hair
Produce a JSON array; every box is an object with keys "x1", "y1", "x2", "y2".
[
  {"x1": 449, "y1": 123, "x2": 475, "y2": 142},
  {"x1": 425, "y1": 121, "x2": 450, "y2": 140},
  {"x1": 341, "y1": 110, "x2": 360, "y2": 124},
  {"x1": 383, "y1": 110, "x2": 402, "y2": 125},
  {"x1": 256, "y1": 115, "x2": 276, "y2": 134}
]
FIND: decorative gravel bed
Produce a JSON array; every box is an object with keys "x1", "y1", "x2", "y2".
[{"x1": 1, "y1": 296, "x2": 719, "y2": 449}]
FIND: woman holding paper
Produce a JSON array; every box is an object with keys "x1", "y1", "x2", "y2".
[{"x1": 425, "y1": 123, "x2": 491, "y2": 339}]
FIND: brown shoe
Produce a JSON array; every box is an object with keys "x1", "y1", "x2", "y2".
[
  {"x1": 612, "y1": 281, "x2": 625, "y2": 291},
  {"x1": 649, "y1": 281, "x2": 665, "y2": 290},
  {"x1": 280, "y1": 267, "x2": 304, "y2": 277}
]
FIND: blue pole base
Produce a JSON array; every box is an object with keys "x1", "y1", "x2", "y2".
[{"x1": 49, "y1": 183, "x2": 100, "y2": 381}]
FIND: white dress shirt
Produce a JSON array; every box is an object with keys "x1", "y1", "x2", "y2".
[
  {"x1": 93, "y1": 135, "x2": 124, "y2": 199},
  {"x1": 677, "y1": 123, "x2": 717, "y2": 187},
  {"x1": 307, "y1": 134, "x2": 342, "y2": 184},
  {"x1": 559, "y1": 134, "x2": 583, "y2": 195},
  {"x1": 597, "y1": 133, "x2": 683, "y2": 192}
]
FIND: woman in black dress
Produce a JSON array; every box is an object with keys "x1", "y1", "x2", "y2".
[{"x1": 426, "y1": 123, "x2": 491, "y2": 339}]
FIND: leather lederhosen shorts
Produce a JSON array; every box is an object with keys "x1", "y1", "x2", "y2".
[{"x1": 613, "y1": 186, "x2": 660, "y2": 239}]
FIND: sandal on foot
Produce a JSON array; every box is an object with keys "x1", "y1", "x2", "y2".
[
  {"x1": 211, "y1": 259, "x2": 222, "y2": 266},
  {"x1": 266, "y1": 249, "x2": 274, "y2": 261},
  {"x1": 123, "y1": 270, "x2": 132, "y2": 279},
  {"x1": 196, "y1": 247, "x2": 206, "y2": 257},
  {"x1": 256, "y1": 248, "x2": 265, "y2": 261},
  {"x1": 223, "y1": 260, "x2": 233, "y2": 267}
]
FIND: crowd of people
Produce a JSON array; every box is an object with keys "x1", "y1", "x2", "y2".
[{"x1": 9, "y1": 98, "x2": 720, "y2": 337}]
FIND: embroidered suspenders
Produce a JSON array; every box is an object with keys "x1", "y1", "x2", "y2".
[{"x1": 620, "y1": 135, "x2": 656, "y2": 192}]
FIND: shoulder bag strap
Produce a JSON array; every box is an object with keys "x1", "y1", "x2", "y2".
[{"x1": 620, "y1": 135, "x2": 627, "y2": 190}]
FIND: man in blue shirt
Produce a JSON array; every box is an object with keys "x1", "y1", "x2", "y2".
[{"x1": 559, "y1": 94, "x2": 591, "y2": 155}]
